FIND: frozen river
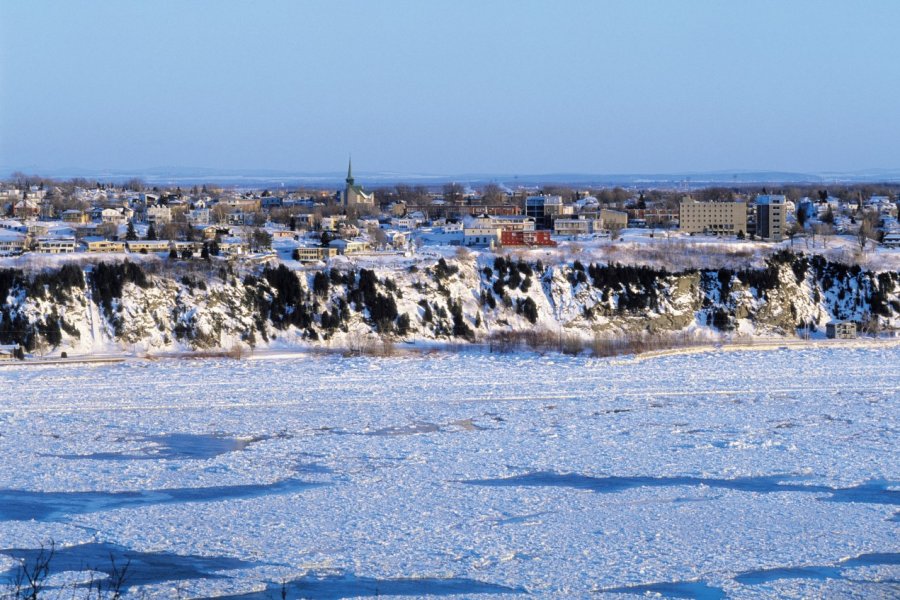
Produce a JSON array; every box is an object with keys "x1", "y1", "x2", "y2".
[{"x1": 0, "y1": 346, "x2": 898, "y2": 598}]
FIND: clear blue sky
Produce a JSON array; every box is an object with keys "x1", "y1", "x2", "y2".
[{"x1": 1, "y1": 0, "x2": 898, "y2": 175}]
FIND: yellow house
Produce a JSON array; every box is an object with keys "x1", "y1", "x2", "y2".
[
  {"x1": 293, "y1": 247, "x2": 338, "y2": 262},
  {"x1": 126, "y1": 240, "x2": 173, "y2": 253},
  {"x1": 84, "y1": 238, "x2": 126, "y2": 253},
  {"x1": 61, "y1": 210, "x2": 89, "y2": 224}
]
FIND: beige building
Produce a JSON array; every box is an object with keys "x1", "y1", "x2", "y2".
[
  {"x1": 554, "y1": 217, "x2": 607, "y2": 236},
  {"x1": 84, "y1": 238, "x2": 126, "y2": 253},
  {"x1": 679, "y1": 199, "x2": 747, "y2": 236},
  {"x1": 598, "y1": 209, "x2": 628, "y2": 230},
  {"x1": 126, "y1": 240, "x2": 173, "y2": 253},
  {"x1": 293, "y1": 247, "x2": 338, "y2": 262},
  {"x1": 329, "y1": 238, "x2": 371, "y2": 254}
]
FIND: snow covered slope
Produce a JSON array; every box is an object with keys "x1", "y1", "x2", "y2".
[{"x1": 1, "y1": 251, "x2": 898, "y2": 356}]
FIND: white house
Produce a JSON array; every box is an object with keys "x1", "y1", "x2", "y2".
[
  {"x1": 882, "y1": 232, "x2": 900, "y2": 248},
  {"x1": 101, "y1": 208, "x2": 127, "y2": 225},
  {"x1": 35, "y1": 237, "x2": 77, "y2": 254},
  {"x1": 329, "y1": 238, "x2": 370, "y2": 254},
  {"x1": 186, "y1": 208, "x2": 210, "y2": 226},
  {"x1": 147, "y1": 205, "x2": 173, "y2": 226},
  {"x1": 462, "y1": 225, "x2": 501, "y2": 248},
  {"x1": 0, "y1": 229, "x2": 26, "y2": 255}
]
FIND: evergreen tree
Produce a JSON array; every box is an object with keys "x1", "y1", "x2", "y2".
[
  {"x1": 146, "y1": 222, "x2": 157, "y2": 240},
  {"x1": 313, "y1": 271, "x2": 330, "y2": 296},
  {"x1": 125, "y1": 220, "x2": 137, "y2": 241}
]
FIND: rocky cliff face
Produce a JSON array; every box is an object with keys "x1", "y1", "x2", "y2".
[{"x1": 1, "y1": 251, "x2": 898, "y2": 355}]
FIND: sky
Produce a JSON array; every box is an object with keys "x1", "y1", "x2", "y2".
[{"x1": 1, "y1": 0, "x2": 899, "y2": 176}]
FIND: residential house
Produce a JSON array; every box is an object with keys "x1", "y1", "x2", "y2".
[
  {"x1": 0, "y1": 229, "x2": 26, "y2": 255},
  {"x1": 329, "y1": 238, "x2": 371, "y2": 254},
  {"x1": 462, "y1": 225, "x2": 501, "y2": 248},
  {"x1": 35, "y1": 237, "x2": 77, "y2": 254},
  {"x1": 186, "y1": 208, "x2": 210, "y2": 226},
  {"x1": 83, "y1": 237, "x2": 126, "y2": 253},
  {"x1": 0, "y1": 344, "x2": 20, "y2": 360},
  {"x1": 292, "y1": 247, "x2": 338, "y2": 262},
  {"x1": 101, "y1": 208, "x2": 127, "y2": 225},
  {"x1": 126, "y1": 240, "x2": 173, "y2": 253},
  {"x1": 881, "y1": 232, "x2": 900, "y2": 248},
  {"x1": 826, "y1": 320, "x2": 857, "y2": 339},
  {"x1": 147, "y1": 205, "x2": 172, "y2": 226},
  {"x1": 60, "y1": 209, "x2": 89, "y2": 224}
]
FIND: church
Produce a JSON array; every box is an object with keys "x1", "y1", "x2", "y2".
[{"x1": 339, "y1": 159, "x2": 375, "y2": 207}]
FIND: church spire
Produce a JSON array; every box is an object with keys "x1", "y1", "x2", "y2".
[{"x1": 346, "y1": 156, "x2": 354, "y2": 186}]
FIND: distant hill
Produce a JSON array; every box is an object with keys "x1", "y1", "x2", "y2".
[{"x1": 4, "y1": 166, "x2": 900, "y2": 188}]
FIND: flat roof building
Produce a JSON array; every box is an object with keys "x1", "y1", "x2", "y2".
[
  {"x1": 756, "y1": 195, "x2": 786, "y2": 241},
  {"x1": 679, "y1": 199, "x2": 747, "y2": 236}
]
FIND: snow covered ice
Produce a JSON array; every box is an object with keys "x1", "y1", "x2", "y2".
[{"x1": 0, "y1": 345, "x2": 898, "y2": 598}]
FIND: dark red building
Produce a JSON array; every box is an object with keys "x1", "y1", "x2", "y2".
[{"x1": 501, "y1": 230, "x2": 557, "y2": 247}]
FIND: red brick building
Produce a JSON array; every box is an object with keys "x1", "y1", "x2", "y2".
[{"x1": 500, "y1": 230, "x2": 557, "y2": 247}]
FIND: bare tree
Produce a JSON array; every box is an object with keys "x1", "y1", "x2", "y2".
[
  {"x1": 481, "y1": 183, "x2": 507, "y2": 206},
  {"x1": 370, "y1": 225, "x2": 388, "y2": 248},
  {"x1": 786, "y1": 222, "x2": 803, "y2": 248},
  {"x1": 857, "y1": 220, "x2": 873, "y2": 253},
  {"x1": 210, "y1": 204, "x2": 231, "y2": 224},
  {"x1": 443, "y1": 182, "x2": 466, "y2": 205},
  {"x1": 607, "y1": 222, "x2": 624, "y2": 241},
  {"x1": 96, "y1": 222, "x2": 119, "y2": 240},
  {"x1": 814, "y1": 222, "x2": 834, "y2": 248}
]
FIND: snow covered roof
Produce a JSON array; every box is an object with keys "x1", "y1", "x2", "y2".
[{"x1": 0, "y1": 229, "x2": 25, "y2": 240}]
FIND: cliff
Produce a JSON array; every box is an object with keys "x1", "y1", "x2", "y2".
[{"x1": 1, "y1": 251, "x2": 898, "y2": 356}]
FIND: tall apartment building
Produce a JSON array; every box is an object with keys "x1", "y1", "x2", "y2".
[
  {"x1": 679, "y1": 199, "x2": 747, "y2": 235},
  {"x1": 756, "y1": 194, "x2": 785, "y2": 241}
]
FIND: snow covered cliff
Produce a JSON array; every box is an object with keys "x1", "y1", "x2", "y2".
[{"x1": 1, "y1": 251, "x2": 898, "y2": 356}]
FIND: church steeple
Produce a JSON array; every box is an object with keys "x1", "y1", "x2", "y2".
[{"x1": 346, "y1": 157, "x2": 354, "y2": 187}]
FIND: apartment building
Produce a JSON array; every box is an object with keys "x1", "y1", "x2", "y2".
[
  {"x1": 756, "y1": 195, "x2": 785, "y2": 241},
  {"x1": 679, "y1": 199, "x2": 748, "y2": 236}
]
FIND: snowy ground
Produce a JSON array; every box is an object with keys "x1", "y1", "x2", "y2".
[{"x1": 0, "y1": 346, "x2": 897, "y2": 599}]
